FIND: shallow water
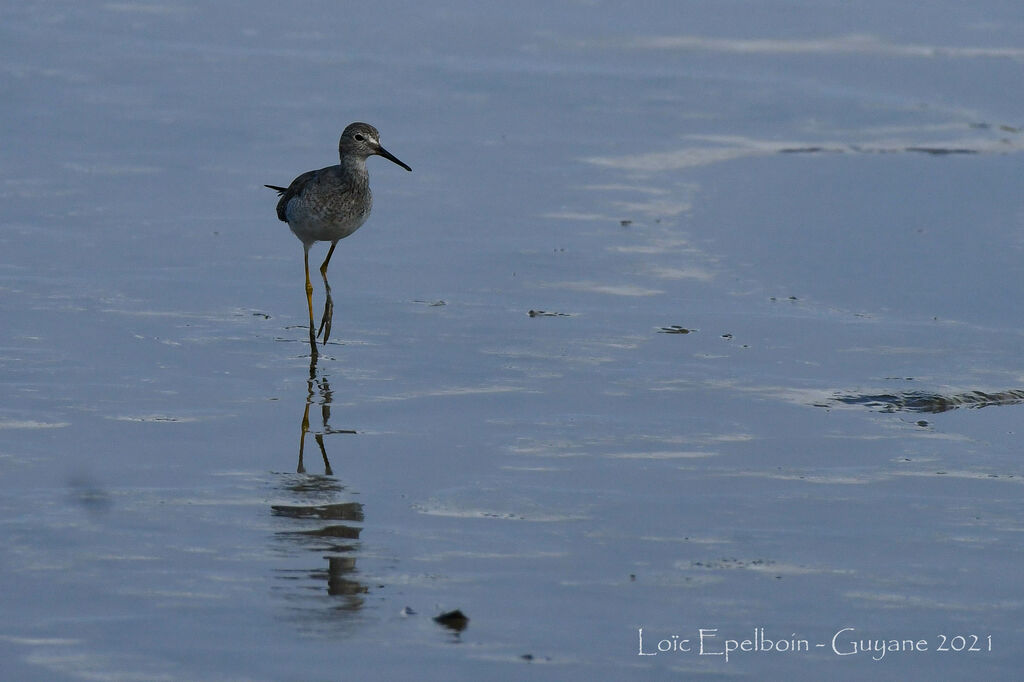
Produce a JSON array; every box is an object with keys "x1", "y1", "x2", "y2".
[{"x1": 2, "y1": 1, "x2": 1024, "y2": 680}]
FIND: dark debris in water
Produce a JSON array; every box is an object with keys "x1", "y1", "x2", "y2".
[
  {"x1": 658, "y1": 325, "x2": 694, "y2": 334},
  {"x1": 773, "y1": 133, "x2": 1020, "y2": 157},
  {"x1": 528, "y1": 309, "x2": 571, "y2": 317},
  {"x1": 904, "y1": 146, "x2": 978, "y2": 156},
  {"x1": 778, "y1": 146, "x2": 839, "y2": 154},
  {"x1": 691, "y1": 558, "x2": 776, "y2": 570},
  {"x1": 970, "y1": 122, "x2": 1021, "y2": 133},
  {"x1": 67, "y1": 476, "x2": 113, "y2": 514},
  {"x1": 434, "y1": 609, "x2": 469, "y2": 632},
  {"x1": 833, "y1": 389, "x2": 1024, "y2": 414}
]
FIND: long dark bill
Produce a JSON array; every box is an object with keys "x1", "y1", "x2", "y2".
[{"x1": 376, "y1": 146, "x2": 412, "y2": 172}]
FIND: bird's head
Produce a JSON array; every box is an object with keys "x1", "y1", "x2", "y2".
[{"x1": 340, "y1": 122, "x2": 411, "y2": 171}]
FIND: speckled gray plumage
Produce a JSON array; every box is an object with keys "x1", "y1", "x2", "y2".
[
  {"x1": 267, "y1": 122, "x2": 409, "y2": 248},
  {"x1": 271, "y1": 159, "x2": 372, "y2": 246}
]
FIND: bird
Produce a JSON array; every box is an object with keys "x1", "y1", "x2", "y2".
[{"x1": 266, "y1": 122, "x2": 411, "y2": 356}]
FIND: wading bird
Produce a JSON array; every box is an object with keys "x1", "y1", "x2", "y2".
[{"x1": 266, "y1": 122, "x2": 411, "y2": 356}]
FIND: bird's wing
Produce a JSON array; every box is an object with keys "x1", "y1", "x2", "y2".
[{"x1": 265, "y1": 169, "x2": 320, "y2": 223}]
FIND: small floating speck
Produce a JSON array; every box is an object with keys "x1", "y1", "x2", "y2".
[
  {"x1": 528, "y1": 309, "x2": 570, "y2": 317},
  {"x1": 658, "y1": 325, "x2": 693, "y2": 334},
  {"x1": 620, "y1": 219, "x2": 632, "y2": 226}
]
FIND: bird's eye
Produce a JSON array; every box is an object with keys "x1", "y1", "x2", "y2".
[{"x1": 354, "y1": 134, "x2": 364, "y2": 141}]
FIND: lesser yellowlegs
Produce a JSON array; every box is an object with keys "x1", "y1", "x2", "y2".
[{"x1": 266, "y1": 122, "x2": 411, "y2": 356}]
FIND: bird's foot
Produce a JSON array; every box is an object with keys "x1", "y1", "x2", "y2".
[{"x1": 317, "y1": 294, "x2": 334, "y2": 344}]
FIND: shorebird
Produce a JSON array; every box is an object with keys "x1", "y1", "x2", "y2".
[{"x1": 266, "y1": 122, "x2": 411, "y2": 356}]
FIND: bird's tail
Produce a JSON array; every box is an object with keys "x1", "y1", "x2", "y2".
[{"x1": 264, "y1": 184, "x2": 287, "y2": 194}]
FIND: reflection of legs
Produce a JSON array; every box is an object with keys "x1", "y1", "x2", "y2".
[
  {"x1": 298, "y1": 399, "x2": 311, "y2": 474},
  {"x1": 303, "y1": 246, "x2": 318, "y2": 357},
  {"x1": 299, "y1": 354, "x2": 333, "y2": 475},
  {"x1": 298, "y1": 410, "x2": 332, "y2": 475},
  {"x1": 314, "y1": 433, "x2": 333, "y2": 476},
  {"x1": 316, "y1": 242, "x2": 337, "y2": 343},
  {"x1": 298, "y1": 354, "x2": 315, "y2": 474},
  {"x1": 317, "y1": 241, "x2": 337, "y2": 344}
]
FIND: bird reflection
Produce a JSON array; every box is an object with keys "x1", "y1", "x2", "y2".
[
  {"x1": 273, "y1": 354, "x2": 366, "y2": 616},
  {"x1": 272, "y1": 497, "x2": 367, "y2": 611},
  {"x1": 298, "y1": 354, "x2": 356, "y2": 474}
]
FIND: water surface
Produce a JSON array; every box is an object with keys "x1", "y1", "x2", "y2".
[{"x1": 2, "y1": 1, "x2": 1023, "y2": 679}]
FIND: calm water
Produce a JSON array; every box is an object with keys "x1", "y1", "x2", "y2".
[{"x1": 2, "y1": 2, "x2": 1023, "y2": 680}]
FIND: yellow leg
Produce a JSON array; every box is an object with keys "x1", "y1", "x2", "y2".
[
  {"x1": 317, "y1": 241, "x2": 337, "y2": 343},
  {"x1": 304, "y1": 247, "x2": 318, "y2": 357}
]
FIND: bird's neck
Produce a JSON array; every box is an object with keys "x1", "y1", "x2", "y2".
[
  {"x1": 339, "y1": 152, "x2": 365, "y2": 167},
  {"x1": 339, "y1": 154, "x2": 369, "y2": 180}
]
